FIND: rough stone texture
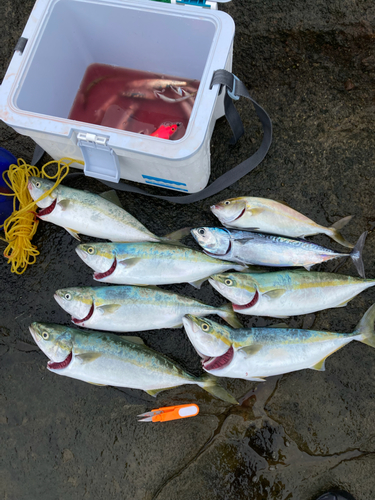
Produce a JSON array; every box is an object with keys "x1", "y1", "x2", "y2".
[{"x1": 1, "y1": 0, "x2": 375, "y2": 499}]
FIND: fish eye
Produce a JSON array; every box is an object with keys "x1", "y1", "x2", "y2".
[
  {"x1": 65, "y1": 293, "x2": 71, "y2": 300},
  {"x1": 225, "y1": 279, "x2": 233, "y2": 286},
  {"x1": 87, "y1": 247, "x2": 94, "y2": 255},
  {"x1": 201, "y1": 323, "x2": 210, "y2": 332},
  {"x1": 198, "y1": 228, "x2": 205, "y2": 235},
  {"x1": 224, "y1": 200, "x2": 231, "y2": 205},
  {"x1": 42, "y1": 332, "x2": 49, "y2": 340},
  {"x1": 35, "y1": 181, "x2": 41, "y2": 188}
]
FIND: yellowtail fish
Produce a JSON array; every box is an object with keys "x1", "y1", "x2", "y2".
[
  {"x1": 209, "y1": 270, "x2": 375, "y2": 318},
  {"x1": 54, "y1": 285, "x2": 243, "y2": 331},
  {"x1": 75, "y1": 241, "x2": 247, "y2": 288},
  {"x1": 29, "y1": 323, "x2": 238, "y2": 404},
  {"x1": 191, "y1": 227, "x2": 367, "y2": 278},
  {"x1": 211, "y1": 197, "x2": 354, "y2": 248},
  {"x1": 182, "y1": 305, "x2": 375, "y2": 381},
  {"x1": 27, "y1": 178, "x2": 184, "y2": 243}
]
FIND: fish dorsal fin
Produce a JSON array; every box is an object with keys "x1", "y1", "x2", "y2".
[
  {"x1": 240, "y1": 344, "x2": 263, "y2": 355},
  {"x1": 75, "y1": 352, "x2": 102, "y2": 363},
  {"x1": 164, "y1": 227, "x2": 191, "y2": 241},
  {"x1": 65, "y1": 227, "x2": 81, "y2": 241},
  {"x1": 331, "y1": 215, "x2": 353, "y2": 230},
  {"x1": 263, "y1": 289, "x2": 286, "y2": 299},
  {"x1": 99, "y1": 190, "x2": 123, "y2": 208},
  {"x1": 97, "y1": 304, "x2": 122, "y2": 315},
  {"x1": 121, "y1": 336, "x2": 145, "y2": 345},
  {"x1": 275, "y1": 200, "x2": 292, "y2": 208}
]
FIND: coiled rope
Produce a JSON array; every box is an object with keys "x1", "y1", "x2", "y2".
[{"x1": 0, "y1": 157, "x2": 84, "y2": 274}]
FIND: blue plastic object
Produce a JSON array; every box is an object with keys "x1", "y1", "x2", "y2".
[{"x1": 0, "y1": 147, "x2": 17, "y2": 226}]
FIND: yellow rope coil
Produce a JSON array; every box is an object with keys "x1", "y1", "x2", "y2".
[{"x1": 1, "y1": 157, "x2": 84, "y2": 274}]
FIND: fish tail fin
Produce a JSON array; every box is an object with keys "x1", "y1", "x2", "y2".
[
  {"x1": 328, "y1": 215, "x2": 354, "y2": 248},
  {"x1": 350, "y1": 231, "x2": 367, "y2": 278},
  {"x1": 353, "y1": 303, "x2": 375, "y2": 348},
  {"x1": 217, "y1": 303, "x2": 243, "y2": 328},
  {"x1": 198, "y1": 374, "x2": 238, "y2": 404}
]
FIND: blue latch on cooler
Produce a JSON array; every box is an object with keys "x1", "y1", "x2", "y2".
[{"x1": 77, "y1": 132, "x2": 120, "y2": 183}]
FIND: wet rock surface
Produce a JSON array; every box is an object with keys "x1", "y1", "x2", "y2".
[{"x1": 1, "y1": 0, "x2": 375, "y2": 499}]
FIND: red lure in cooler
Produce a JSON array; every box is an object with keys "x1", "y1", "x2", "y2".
[
  {"x1": 150, "y1": 123, "x2": 179, "y2": 139},
  {"x1": 68, "y1": 63, "x2": 199, "y2": 140}
]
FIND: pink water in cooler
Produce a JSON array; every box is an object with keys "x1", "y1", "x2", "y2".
[{"x1": 69, "y1": 63, "x2": 200, "y2": 140}]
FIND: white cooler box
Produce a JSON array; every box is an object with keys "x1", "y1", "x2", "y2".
[{"x1": 0, "y1": 0, "x2": 235, "y2": 193}]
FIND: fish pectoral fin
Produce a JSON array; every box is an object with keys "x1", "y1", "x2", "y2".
[
  {"x1": 87, "y1": 382, "x2": 107, "y2": 386},
  {"x1": 96, "y1": 304, "x2": 122, "y2": 315},
  {"x1": 65, "y1": 228, "x2": 81, "y2": 241},
  {"x1": 263, "y1": 289, "x2": 287, "y2": 300},
  {"x1": 304, "y1": 265, "x2": 313, "y2": 271},
  {"x1": 189, "y1": 278, "x2": 207, "y2": 289},
  {"x1": 75, "y1": 352, "x2": 102, "y2": 363},
  {"x1": 248, "y1": 208, "x2": 265, "y2": 216},
  {"x1": 99, "y1": 190, "x2": 123, "y2": 208},
  {"x1": 118, "y1": 258, "x2": 141, "y2": 268},
  {"x1": 120, "y1": 335, "x2": 145, "y2": 345},
  {"x1": 236, "y1": 238, "x2": 255, "y2": 245},
  {"x1": 58, "y1": 199, "x2": 70, "y2": 211},
  {"x1": 240, "y1": 344, "x2": 263, "y2": 355}
]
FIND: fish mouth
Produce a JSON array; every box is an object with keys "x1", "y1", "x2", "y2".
[
  {"x1": 37, "y1": 198, "x2": 57, "y2": 217},
  {"x1": 203, "y1": 345, "x2": 234, "y2": 371},
  {"x1": 47, "y1": 351, "x2": 72, "y2": 370},
  {"x1": 232, "y1": 290, "x2": 259, "y2": 311},
  {"x1": 72, "y1": 302, "x2": 95, "y2": 324},
  {"x1": 94, "y1": 258, "x2": 117, "y2": 280},
  {"x1": 204, "y1": 240, "x2": 232, "y2": 257}
]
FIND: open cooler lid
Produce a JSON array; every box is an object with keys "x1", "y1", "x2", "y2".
[{"x1": 0, "y1": 0, "x2": 235, "y2": 161}]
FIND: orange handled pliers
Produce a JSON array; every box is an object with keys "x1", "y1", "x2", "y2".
[{"x1": 138, "y1": 404, "x2": 199, "y2": 422}]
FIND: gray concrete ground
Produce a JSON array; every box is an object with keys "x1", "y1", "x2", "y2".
[{"x1": 1, "y1": 0, "x2": 375, "y2": 499}]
